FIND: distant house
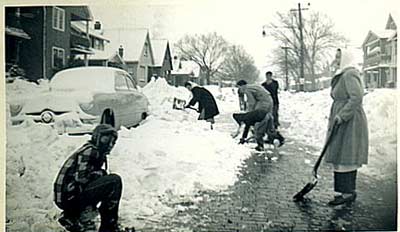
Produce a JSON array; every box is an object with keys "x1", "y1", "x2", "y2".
[
  {"x1": 96, "y1": 28, "x2": 154, "y2": 87},
  {"x1": 5, "y1": 6, "x2": 94, "y2": 81},
  {"x1": 149, "y1": 39, "x2": 173, "y2": 82},
  {"x1": 170, "y1": 56, "x2": 200, "y2": 87},
  {"x1": 362, "y1": 13, "x2": 397, "y2": 88}
]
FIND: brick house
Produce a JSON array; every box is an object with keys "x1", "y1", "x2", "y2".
[
  {"x1": 362, "y1": 13, "x2": 397, "y2": 88},
  {"x1": 149, "y1": 39, "x2": 173, "y2": 82},
  {"x1": 97, "y1": 28, "x2": 155, "y2": 87},
  {"x1": 5, "y1": 6, "x2": 95, "y2": 81}
]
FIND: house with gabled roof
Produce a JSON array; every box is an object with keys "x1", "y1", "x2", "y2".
[
  {"x1": 91, "y1": 28, "x2": 154, "y2": 87},
  {"x1": 149, "y1": 39, "x2": 173, "y2": 82},
  {"x1": 362, "y1": 13, "x2": 397, "y2": 88},
  {"x1": 170, "y1": 56, "x2": 200, "y2": 87}
]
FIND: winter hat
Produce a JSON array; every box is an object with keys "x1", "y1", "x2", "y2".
[{"x1": 91, "y1": 124, "x2": 118, "y2": 146}]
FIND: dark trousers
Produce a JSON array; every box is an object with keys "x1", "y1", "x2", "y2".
[
  {"x1": 334, "y1": 170, "x2": 357, "y2": 193},
  {"x1": 233, "y1": 109, "x2": 274, "y2": 147},
  {"x1": 272, "y1": 104, "x2": 279, "y2": 128},
  {"x1": 63, "y1": 174, "x2": 123, "y2": 229}
]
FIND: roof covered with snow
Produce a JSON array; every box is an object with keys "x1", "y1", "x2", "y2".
[
  {"x1": 100, "y1": 28, "x2": 151, "y2": 62},
  {"x1": 171, "y1": 60, "x2": 200, "y2": 77},
  {"x1": 151, "y1": 39, "x2": 169, "y2": 67}
]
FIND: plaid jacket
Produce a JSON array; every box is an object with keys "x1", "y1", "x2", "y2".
[{"x1": 54, "y1": 142, "x2": 106, "y2": 208}]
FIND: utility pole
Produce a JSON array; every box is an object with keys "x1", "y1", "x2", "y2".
[
  {"x1": 291, "y1": 3, "x2": 309, "y2": 91},
  {"x1": 281, "y1": 46, "x2": 290, "y2": 91}
]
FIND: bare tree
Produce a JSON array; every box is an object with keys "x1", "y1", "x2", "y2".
[
  {"x1": 267, "y1": 11, "x2": 347, "y2": 90},
  {"x1": 218, "y1": 45, "x2": 259, "y2": 84},
  {"x1": 175, "y1": 32, "x2": 228, "y2": 84}
]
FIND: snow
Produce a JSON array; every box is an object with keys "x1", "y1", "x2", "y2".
[{"x1": 5, "y1": 78, "x2": 396, "y2": 230}]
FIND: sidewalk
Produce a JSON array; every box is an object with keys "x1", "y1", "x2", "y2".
[{"x1": 171, "y1": 138, "x2": 397, "y2": 231}]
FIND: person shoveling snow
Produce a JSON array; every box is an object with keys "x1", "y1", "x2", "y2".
[
  {"x1": 184, "y1": 82, "x2": 220, "y2": 130},
  {"x1": 233, "y1": 80, "x2": 285, "y2": 152}
]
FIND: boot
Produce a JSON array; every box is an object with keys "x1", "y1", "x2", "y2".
[
  {"x1": 58, "y1": 212, "x2": 83, "y2": 232},
  {"x1": 78, "y1": 206, "x2": 98, "y2": 232}
]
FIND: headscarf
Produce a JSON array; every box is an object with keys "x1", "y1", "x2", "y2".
[{"x1": 334, "y1": 48, "x2": 359, "y2": 76}]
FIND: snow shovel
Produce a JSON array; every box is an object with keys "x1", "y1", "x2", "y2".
[
  {"x1": 293, "y1": 121, "x2": 339, "y2": 202},
  {"x1": 172, "y1": 97, "x2": 186, "y2": 110}
]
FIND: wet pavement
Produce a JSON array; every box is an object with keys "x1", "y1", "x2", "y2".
[{"x1": 141, "y1": 113, "x2": 398, "y2": 231}]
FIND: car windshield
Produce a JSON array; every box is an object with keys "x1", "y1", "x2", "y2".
[{"x1": 50, "y1": 69, "x2": 113, "y2": 92}]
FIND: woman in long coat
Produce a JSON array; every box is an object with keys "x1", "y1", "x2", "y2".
[
  {"x1": 184, "y1": 82, "x2": 219, "y2": 129},
  {"x1": 325, "y1": 48, "x2": 369, "y2": 205}
]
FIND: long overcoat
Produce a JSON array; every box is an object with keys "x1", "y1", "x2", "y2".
[
  {"x1": 188, "y1": 86, "x2": 219, "y2": 120},
  {"x1": 324, "y1": 67, "x2": 369, "y2": 166}
]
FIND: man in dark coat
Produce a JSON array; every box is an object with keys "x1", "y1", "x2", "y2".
[
  {"x1": 184, "y1": 82, "x2": 219, "y2": 129},
  {"x1": 261, "y1": 71, "x2": 280, "y2": 128},
  {"x1": 54, "y1": 124, "x2": 125, "y2": 232}
]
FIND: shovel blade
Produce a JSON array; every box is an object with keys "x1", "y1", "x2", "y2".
[{"x1": 293, "y1": 180, "x2": 318, "y2": 202}]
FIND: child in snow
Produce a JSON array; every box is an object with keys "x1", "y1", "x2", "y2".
[{"x1": 54, "y1": 124, "x2": 126, "y2": 232}]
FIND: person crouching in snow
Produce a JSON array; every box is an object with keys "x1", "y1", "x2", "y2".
[
  {"x1": 184, "y1": 82, "x2": 220, "y2": 130},
  {"x1": 324, "y1": 48, "x2": 369, "y2": 206},
  {"x1": 232, "y1": 80, "x2": 284, "y2": 151},
  {"x1": 54, "y1": 124, "x2": 125, "y2": 232}
]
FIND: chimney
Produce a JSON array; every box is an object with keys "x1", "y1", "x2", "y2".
[
  {"x1": 94, "y1": 21, "x2": 101, "y2": 30},
  {"x1": 118, "y1": 45, "x2": 124, "y2": 58}
]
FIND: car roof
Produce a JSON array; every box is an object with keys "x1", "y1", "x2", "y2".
[{"x1": 51, "y1": 67, "x2": 130, "y2": 92}]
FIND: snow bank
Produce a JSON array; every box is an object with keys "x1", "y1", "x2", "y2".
[
  {"x1": 279, "y1": 88, "x2": 397, "y2": 177},
  {"x1": 6, "y1": 78, "x2": 250, "y2": 230},
  {"x1": 5, "y1": 78, "x2": 396, "y2": 230}
]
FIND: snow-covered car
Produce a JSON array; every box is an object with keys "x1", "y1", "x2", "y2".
[{"x1": 9, "y1": 67, "x2": 149, "y2": 134}]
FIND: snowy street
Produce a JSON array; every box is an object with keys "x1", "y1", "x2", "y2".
[{"x1": 5, "y1": 78, "x2": 397, "y2": 231}]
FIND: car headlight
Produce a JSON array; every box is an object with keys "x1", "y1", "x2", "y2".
[
  {"x1": 9, "y1": 104, "x2": 23, "y2": 117},
  {"x1": 79, "y1": 102, "x2": 94, "y2": 114}
]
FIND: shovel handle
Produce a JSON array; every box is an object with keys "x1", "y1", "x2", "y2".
[{"x1": 312, "y1": 121, "x2": 340, "y2": 177}]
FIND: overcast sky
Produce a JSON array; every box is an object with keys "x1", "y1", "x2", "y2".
[
  {"x1": 88, "y1": 0, "x2": 398, "y2": 73},
  {"x1": 2, "y1": 0, "x2": 398, "y2": 72}
]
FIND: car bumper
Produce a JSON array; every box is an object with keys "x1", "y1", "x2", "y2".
[{"x1": 10, "y1": 114, "x2": 100, "y2": 135}]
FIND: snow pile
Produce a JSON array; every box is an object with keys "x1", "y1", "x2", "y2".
[
  {"x1": 279, "y1": 89, "x2": 332, "y2": 147},
  {"x1": 203, "y1": 85, "x2": 241, "y2": 113},
  {"x1": 5, "y1": 78, "x2": 396, "y2": 230},
  {"x1": 6, "y1": 79, "x2": 49, "y2": 103},
  {"x1": 279, "y1": 88, "x2": 397, "y2": 177},
  {"x1": 142, "y1": 77, "x2": 191, "y2": 116},
  {"x1": 6, "y1": 78, "x2": 250, "y2": 230}
]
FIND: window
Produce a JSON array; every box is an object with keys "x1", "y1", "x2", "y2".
[
  {"x1": 115, "y1": 72, "x2": 129, "y2": 91},
  {"x1": 143, "y1": 43, "x2": 148, "y2": 57},
  {"x1": 125, "y1": 75, "x2": 136, "y2": 90},
  {"x1": 139, "y1": 66, "x2": 146, "y2": 82},
  {"x1": 93, "y1": 39, "x2": 104, "y2": 50},
  {"x1": 52, "y1": 7, "x2": 65, "y2": 31},
  {"x1": 52, "y1": 47, "x2": 65, "y2": 69},
  {"x1": 127, "y1": 67, "x2": 134, "y2": 75}
]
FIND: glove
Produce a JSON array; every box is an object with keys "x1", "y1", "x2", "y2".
[
  {"x1": 239, "y1": 138, "x2": 246, "y2": 144},
  {"x1": 334, "y1": 115, "x2": 342, "y2": 125},
  {"x1": 89, "y1": 169, "x2": 107, "y2": 180}
]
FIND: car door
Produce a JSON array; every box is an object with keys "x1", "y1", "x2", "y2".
[
  {"x1": 124, "y1": 74, "x2": 144, "y2": 125},
  {"x1": 114, "y1": 71, "x2": 136, "y2": 127}
]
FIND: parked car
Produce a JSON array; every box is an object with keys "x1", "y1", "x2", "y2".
[{"x1": 9, "y1": 67, "x2": 149, "y2": 134}]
